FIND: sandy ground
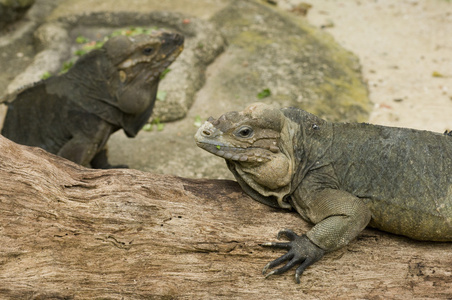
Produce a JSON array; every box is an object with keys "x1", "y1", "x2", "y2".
[{"x1": 281, "y1": 0, "x2": 452, "y2": 132}]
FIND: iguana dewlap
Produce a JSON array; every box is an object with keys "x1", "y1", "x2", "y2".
[
  {"x1": 194, "y1": 102, "x2": 452, "y2": 283},
  {"x1": 2, "y1": 30, "x2": 184, "y2": 168}
]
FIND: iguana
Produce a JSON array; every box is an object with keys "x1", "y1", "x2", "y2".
[
  {"x1": 194, "y1": 102, "x2": 452, "y2": 283},
  {"x1": 1, "y1": 30, "x2": 184, "y2": 168}
]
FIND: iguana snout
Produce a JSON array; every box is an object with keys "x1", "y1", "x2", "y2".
[{"x1": 195, "y1": 121, "x2": 270, "y2": 163}]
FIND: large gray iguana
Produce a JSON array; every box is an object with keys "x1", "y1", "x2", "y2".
[
  {"x1": 194, "y1": 102, "x2": 452, "y2": 283},
  {"x1": 1, "y1": 30, "x2": 184, "y2": 168}
]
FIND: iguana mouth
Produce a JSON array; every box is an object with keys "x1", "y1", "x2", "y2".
[
  {"x1": 142, "y1": 54, "x2": 180, "y2": 82},
  {"x1": 196, "y1": 141, "x2": 271, "y2": 163}
]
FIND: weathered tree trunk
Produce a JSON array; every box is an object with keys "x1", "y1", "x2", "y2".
[{"x1": 0, "y1": 135, "x2": 451, "y2": 299}]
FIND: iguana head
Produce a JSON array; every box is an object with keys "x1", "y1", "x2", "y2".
[
  {"x1": 103, "y1": 31, "x2": 184, "y2": 115},
  {"x1": 195, "y1": 103, "x2": 297, "y2": 209},
  {"x1": 104, "y1": 30, "x2": 184, "y2": 87}
]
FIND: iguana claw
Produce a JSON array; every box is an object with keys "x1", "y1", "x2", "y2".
[{"x1": 261, "y1": 229, "x2": 325, "y2": 283}]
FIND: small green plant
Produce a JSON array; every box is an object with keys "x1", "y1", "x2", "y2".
[
  {"x1": 74, "y1": 49, "x2": 87, "y2": 56},
  {"x1": 156, "y1": 91, "x2": 167, "y2": 101},
  {"x1": 41, "y1": 71, "x2": 52, "y2": 80},
  {"x1": 75, "y1": 35, "x2": 89, "y2": 44},
  {"x1": 59, "y1": 60, "x2": 75, "y2": 74},
  {"x1": 142, "y1": 117, "x2": 164, "y2": 132},
  {"x1": 194, "y1": 115, "x2": 203, "y2": 127},
  {"x1": 159, "y1": 68, "x2": 171, "y2": 80},
  {"x1": 82, "y1": 40, "x2": 105, "y2": 52},
  {"x1": 156, "y1": 123, "x2": 164, "y2": 131},
  {"x1": 59, "y1": 26, "x2": 159, "y2": 74},
  {"x1": 432, "y1": 71, "x2": 445, "y2": 78},
  {"x1": 152, "y1": 117, "x2": 164, "y2": 131},
  {"x1": 257, "y1": 88, "x2": 271, "y2": 99},
  {"x1": 142, "y1": 123, "x2": 153, "y2": 131},
  {"x1": 111, "y1": 26, "x2": 158, "y2": 37}
]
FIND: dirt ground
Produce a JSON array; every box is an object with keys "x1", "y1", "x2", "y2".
[{"x1": 282, "y1": 0, "x2": 452, "y2": 132}]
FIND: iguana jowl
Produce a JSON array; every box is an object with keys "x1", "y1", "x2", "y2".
[
  {"x1": 1, "y1": 30, "x2": 184, "y2": 168},
  {"x1": 194, "y1": 102, "x2": 452, "y2": 283}
]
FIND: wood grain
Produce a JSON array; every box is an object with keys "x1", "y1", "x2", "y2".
[{"x1": 0, "y1": 135, "x2": 450, "y2": 299}]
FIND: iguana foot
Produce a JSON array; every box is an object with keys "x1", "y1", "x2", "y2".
[{"x1": 261, "y1": 229, "x2": 325, "y2": 283}]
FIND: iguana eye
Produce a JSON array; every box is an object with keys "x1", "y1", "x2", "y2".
[
  {"x1": 236, "y1": 126, "x2": 253, "y2": 138},
  {"x1": 142, "y1": 47, "x2": 154, "y2": 55}
]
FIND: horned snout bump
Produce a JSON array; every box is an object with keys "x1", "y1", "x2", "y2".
[
  {"x1": 198, "y1": 121, "x2": 221, "y2": 139},
  {"x1": 195, "y1": 121, "x2": 224, "y2": 145}
]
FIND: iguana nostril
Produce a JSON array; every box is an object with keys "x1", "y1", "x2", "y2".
[{"x1": 202, "y1": 130, "x2": 211, "y2": 136}]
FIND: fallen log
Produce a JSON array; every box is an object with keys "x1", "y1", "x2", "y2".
[{"x1": 0, "y1": 135, "x2": 450, "y2": 299}]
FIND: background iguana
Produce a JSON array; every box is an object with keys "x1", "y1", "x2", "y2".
[
  {"x1": 1, "y1": 30, "x2": 184, "y2": 168},
  {"x1": 194, "y1": 102, "x2": 452, "y2": 283}
]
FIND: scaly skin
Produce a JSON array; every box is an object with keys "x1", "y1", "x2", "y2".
[
  {"x1": 194, "y1": 102, "x2": 452, "y2": 283},
  {"x1": 2, "y1": 31, "x2": 184, "y2": 168}
]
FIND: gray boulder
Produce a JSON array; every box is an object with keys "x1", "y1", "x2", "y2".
[
  {"x1": 209, "y1": 0, "x2": 370, "y2": 122},
  {"x1": 0, "y1": 0, "x2": 35, "y2": 29}
]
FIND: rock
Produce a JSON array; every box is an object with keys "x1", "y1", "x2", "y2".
[
  {"x1": 0, "y1": 0, "x2": 35, "y2": 29},
  {"x1": 0, "y1": 0, "x2": 65, "y2": 93},
  {"x1": 209, "y1": 0, "x2": 370, "y2": 122}
]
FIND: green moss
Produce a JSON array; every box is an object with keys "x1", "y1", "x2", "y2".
[
  {"x1": 231, "y1": 31, "x2": 273, "y2": 52},
  {"x1": 257, "y1": 88, "x2": 271, "y2": 99},
  {"x1": 308, "y1": 76, "x2": 370, "y2": 122}
]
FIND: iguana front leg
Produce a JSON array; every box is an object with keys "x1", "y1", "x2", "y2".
[
  {"x1": 58, "y1": 119, "x2": 115, "y2": 168},
  {"x1": 57, "y1": 134, "x2": 103, "y2": 168},
  {"x1": 262, "y1": 189, "x2": 371, "y2": 283}
]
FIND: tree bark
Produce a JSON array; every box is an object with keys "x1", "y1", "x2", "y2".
[{"x1": 0, "y1": 135, "x2": 451, "y2": 299}]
